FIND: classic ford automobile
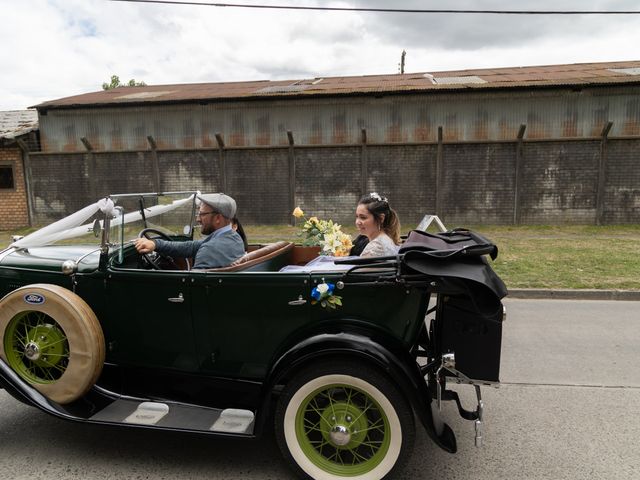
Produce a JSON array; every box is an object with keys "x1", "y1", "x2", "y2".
[{"x1": 0, "y1": 192, "x2": 506, "y2": 480}]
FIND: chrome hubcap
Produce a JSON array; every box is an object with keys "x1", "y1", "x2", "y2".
[
  {"x1": 24, "y1": 342, "x2": 41, "y2": 361},
  {"x1": 330, "y1": 425, "x2": 351, "y2": 446}
]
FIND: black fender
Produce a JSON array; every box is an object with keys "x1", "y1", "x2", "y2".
[
  {"x1": 0, "y1": 358, "x2": 74, "y2": 419},
  {"x1": 258, "y1": 327, "x2": 457, "y2": 453}
]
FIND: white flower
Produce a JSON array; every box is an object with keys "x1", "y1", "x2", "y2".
[
  {"x1": 321, "y1": 231, "x2": 342, "y2": 253},
  {"x1": 369, "y1": 192, "x2": 387, "y2": 203},
  {"x1": 317, "y1": 283, "x2": 329, "y2": 294}
]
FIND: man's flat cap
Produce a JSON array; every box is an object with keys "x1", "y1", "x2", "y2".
[{"x1": 198, "y1": 193, "x2": 237, "y2": 219}]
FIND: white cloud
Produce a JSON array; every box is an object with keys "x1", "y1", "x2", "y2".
[{"x1": 1, "y1": 0, "x2": 639, "y2": 109}]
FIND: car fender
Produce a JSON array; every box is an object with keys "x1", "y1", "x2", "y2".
[{"x1": 259, "y1": 326, "x2": 457, "y2": 453}]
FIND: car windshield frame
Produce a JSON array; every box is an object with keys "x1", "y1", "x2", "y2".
[
  {"x1": 107, "y1": 191, "x2": 199, "y2": 262},
  {"x1": 8, "y1": 192, "x2": 199, "y2": 256}
]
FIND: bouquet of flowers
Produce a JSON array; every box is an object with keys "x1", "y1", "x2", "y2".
[{"x1": 292, "y1": 207, "x2": 353, "y2": 257}]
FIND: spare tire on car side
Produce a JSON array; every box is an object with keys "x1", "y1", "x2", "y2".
[{"x1": 0, "y1": 284, "x2": 105, "y2": 404}]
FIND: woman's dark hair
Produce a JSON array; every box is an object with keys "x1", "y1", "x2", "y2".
[
  {"x1": 232, "y1": 217, "x2": 249, "y2": 251},
  {"x1": 357, "y1": 193, "x2": 401, "y2": 244}
]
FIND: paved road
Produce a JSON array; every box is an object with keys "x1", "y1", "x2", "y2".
[{"x1": 0, "y1": 299, "x2": 638, "y2": 479}]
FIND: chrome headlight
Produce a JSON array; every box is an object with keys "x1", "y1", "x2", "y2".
[{"x1": 61, "y1": 260, "x2": 77, "y2": 275}]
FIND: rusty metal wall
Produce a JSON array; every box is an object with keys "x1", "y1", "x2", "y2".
[{"x1": 38, "y1": 86, "x2": 640, "y2": 153}]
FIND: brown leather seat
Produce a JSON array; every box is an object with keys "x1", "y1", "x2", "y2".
[{"x1": 201, "y1": 241, "x2": 294, "y2": 272}]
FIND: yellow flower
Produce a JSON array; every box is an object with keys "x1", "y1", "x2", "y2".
[
  {"x1": 292, "y1": 207, "x2": 304, "y2": 218},
  {"x1": 309, "y1": 216, "x2": 319, "y2": 224}
]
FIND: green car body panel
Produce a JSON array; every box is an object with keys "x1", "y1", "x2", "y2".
[{"x1": 0, "y1": 245, "x2": 425, "y2": 376}]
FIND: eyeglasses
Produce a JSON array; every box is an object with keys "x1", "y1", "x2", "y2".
[{"x1": 196, "y1": 211, "x2": 217, "y2": 218}]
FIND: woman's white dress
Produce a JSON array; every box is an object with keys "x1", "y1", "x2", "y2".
[{"x1": 360, "y1": 233, "x2": 399, "y2": 257}]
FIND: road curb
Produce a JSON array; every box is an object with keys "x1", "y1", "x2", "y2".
[{"x1": 507, "y1": 289, "x2": 640, "y2": 301}]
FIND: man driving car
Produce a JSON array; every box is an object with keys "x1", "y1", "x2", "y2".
[{"x1": 134, "y1": 193, "x2": 244, "y2": 269}]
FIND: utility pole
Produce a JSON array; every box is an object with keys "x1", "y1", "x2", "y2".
[{"x1": 399, "y1": 50, "x2": 406, "y2": 74}]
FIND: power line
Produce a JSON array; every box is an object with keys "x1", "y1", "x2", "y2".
[{"x1": 108, "y1": 0, "x2": 640, "y2": 15}]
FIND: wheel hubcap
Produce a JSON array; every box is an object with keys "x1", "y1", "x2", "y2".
[
  {"x1": 24, "y1": 342, "x2": 41, "y2": 361},
  {"x1": 320, "y1": 401, "x2": 369, "y2": 450},
  {"x1": 329, "y1": 425, "x2": 351, "y2": 446}
]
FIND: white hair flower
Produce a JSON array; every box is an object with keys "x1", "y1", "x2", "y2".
[{"x1": 369, "y1": 192, "x2": 388, "y2": 203}]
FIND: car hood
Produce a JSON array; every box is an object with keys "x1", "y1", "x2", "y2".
[{"x1": 0, "y1": 245, "x2": 101, "y2": 273}]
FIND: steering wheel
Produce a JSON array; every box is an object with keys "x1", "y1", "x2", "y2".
[{"x1": 137, "y1": 228, "x2": 177, "y2": 270}]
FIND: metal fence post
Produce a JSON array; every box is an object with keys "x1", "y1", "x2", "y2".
[
  {"x1": 215, "y1": 133, "x2": 226, "y2": 193},
  {"x1": 435, "y1": 126, "x2": 443, "y2": 215},
  {"x1": 360, "y1": 128, "x2": 368, "y2": 198},
  {"x1": 514, "y1": 124, "x2": 527, "y2": 225},
  {"x1": 146, "y1": 136, "x2": 161, "y2": 192},
  {"x1": 596, "y1": 121, "x2": 613, "y2": 225},
  {"x1": 287, "y1": 130, "x2": 296, "y2": 225}
]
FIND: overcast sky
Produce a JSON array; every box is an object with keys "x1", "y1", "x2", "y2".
[{"x1": 2, "y1": 0, "x2": 639, "y2": 110}]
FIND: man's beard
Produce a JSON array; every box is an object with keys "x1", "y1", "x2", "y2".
[{"x1": 200, "y1": 224, "x2": 213, "y2": 235}]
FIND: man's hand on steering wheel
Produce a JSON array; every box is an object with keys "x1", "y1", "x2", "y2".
[
  {"x1": 135, "y1": 228, "x2": 176, "y2": 270},
  {"x1": 134, "y1": 237, "x2": 156, "y2": 254}
]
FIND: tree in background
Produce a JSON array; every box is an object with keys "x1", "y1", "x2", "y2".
[{"x1": 102, "y1": 75, "x2": 147, "y2": 90}]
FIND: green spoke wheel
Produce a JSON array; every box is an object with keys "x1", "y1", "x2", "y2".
[
  {"x1": 275, "y1": 362, "x2": 415, "y2": 480},
  {"x1": 4, "y1": 311, "x2": 70, "y2": 384},
  {"x1": 0, "y1": 284, "x2": 105, "y2": 404}
]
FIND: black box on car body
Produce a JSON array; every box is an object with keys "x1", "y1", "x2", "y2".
[{"x1": 440, "y1": 294, "x2": 503, "y2": 383}]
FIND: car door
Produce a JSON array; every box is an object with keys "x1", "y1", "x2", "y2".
[
  {"x1": 190, "y1": 271, "x2": 311, "y2": 379},
  {"x1": 105, "y1": 268, "x2": 198, "y2": 371}
]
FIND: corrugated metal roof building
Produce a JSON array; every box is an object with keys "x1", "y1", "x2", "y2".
[
  {"x1": 34, "y1": 61, "x2": 640, "y2": 152},
  {"x1": 21, "y1": 61, "x2": 640, "y2": 226}
]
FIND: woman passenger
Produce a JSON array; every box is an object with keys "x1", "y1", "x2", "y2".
[{"x1": 355, "y1": 193, "x2": 401, "y2": 257}]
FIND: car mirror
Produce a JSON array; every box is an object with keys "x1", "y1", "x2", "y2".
[{"x1": 92, "y1": 219, "x2": 102, "y2": 238}]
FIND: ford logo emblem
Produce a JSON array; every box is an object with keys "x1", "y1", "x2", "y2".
[{"x1": 24, "y1": 293, "x2": 45, "y2": 305}]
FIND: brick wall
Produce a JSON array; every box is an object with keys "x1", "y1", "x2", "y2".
[
  {"x1": 0, "y1": 147, "x2": 29, "y2": 230},
  {"x1": 23, "y1": 138, "x2": 640, "y2": 226}
]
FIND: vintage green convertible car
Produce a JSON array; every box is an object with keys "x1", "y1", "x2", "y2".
[{"x1": 0, "y1": 191, "x2": 506, "y2": 480}]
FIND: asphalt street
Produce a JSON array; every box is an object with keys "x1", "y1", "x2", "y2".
[{"x1": 0, "y1": 298, "x2": 638, "y2": 479}]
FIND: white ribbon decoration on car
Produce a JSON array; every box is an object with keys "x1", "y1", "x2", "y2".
[{"x1": 12, "y1": 195, "x2": 195, "y2": 248}]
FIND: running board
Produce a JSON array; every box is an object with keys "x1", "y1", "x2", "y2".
[
  {"x1": 0, "y1": 359, "x2": 255, "y2": 436},
  {"x1": 91, "y1": 398, "x2": 255, "y2": 434}
]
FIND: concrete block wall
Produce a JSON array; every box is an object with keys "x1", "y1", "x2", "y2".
[
  {"x1": 367, "y1": 144, "x2": 437, "y2": 227},
  {"x1": 519, "y1": 141, "x2": 600, "y2": 224},
  {"x1": 440, "y1": 143, "x2": 516, "y2": 225},
  {"x1": 22, "y1": 137, "x2": 640, "y2": 227},
  {"x1": 295, "y1": 147, "x2": 361, "y2": 223},
  {"x1": 226, "y1": 149, "x2": 290, "y2": 224},
  {"x1": 603, "y1": 139, "x2": 640, "y2": 223},
  {"x1": 159, "y1": 150, "x2": 220, "y2": 193}
]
